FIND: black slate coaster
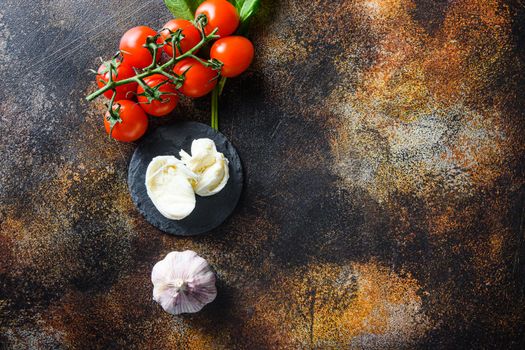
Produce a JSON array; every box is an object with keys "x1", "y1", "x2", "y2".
[{"x1": 128, "y1": 122, "x2": 243, "y2": 236}]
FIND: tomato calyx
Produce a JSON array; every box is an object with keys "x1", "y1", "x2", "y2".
[
  {"x1": 142, "y1": 33, "x2": 165, "y2": 71},
  {"x1": 184, "y1": 55, "x2": 223, "y2": 75},
  {"x1": 161, "y1": 27, "x2": 186, "y2": 58},
  {"x1": 97, "y1": 52, "x2": 121, "y2": 74},
  {"x1": 194, "y1": 13, "x2": 209, "y2": 33},
  {"x1": 137, "y1": 79, "x2": 178, "y2": 104},
  {"x1": 91, "y1": 52, "x2": 124, "y2": 95},
  {"x1": 105, "y1": 99, "x2": 123, "y2": 139},
  {"x1": 208, "y1": 58, "x2": 224, "y2": 72}
]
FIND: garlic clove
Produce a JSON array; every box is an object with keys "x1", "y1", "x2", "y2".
[
  {"x1": 145, "y1": 156, "x2": 198, "y2": 220},
  {"x1": 151, "y1": 250, "x2": 217, "y2": 315}
]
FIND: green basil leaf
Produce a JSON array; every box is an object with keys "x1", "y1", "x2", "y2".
[
  {"x1": 234, "y1": 0, "x2": 260, "y2": 23},
  {"x1": 163, "y1": 0, "x2": 205, "y2": 20}
]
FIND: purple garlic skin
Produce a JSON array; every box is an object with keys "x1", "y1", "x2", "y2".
[{"x1": 151, "y1": 250, "x2": 217, "y2": 315}]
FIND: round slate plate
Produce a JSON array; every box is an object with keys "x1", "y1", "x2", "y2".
[{"x1": 128, "y1": 122, "x2": 243, "y2": 236}]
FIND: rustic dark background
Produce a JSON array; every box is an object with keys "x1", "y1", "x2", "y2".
[{"x1": 1, "y1": 0, "x2": 524, "y2": 349}]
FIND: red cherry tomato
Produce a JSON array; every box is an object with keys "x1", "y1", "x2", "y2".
[
  {"x1": 195, "y1": 0, "x2": 239, "y2": 37},
  {"x1": 119, "y1": 26, "x2": 161, "y2": 69},
  {"x1": 137, "y1": 74, "x2": 179, "y2": 117},
  {"x1": 160, "y1": 19, "x2": 201, "y2": 57},
  {"x1": 210, "y1": 36, "x2": 254, "y2": 77},
  {"x1": 96, "y1": 61, "x2": 138, "y2": 100},
  {"x1": 104, "y1": 100, "x2": 148, "y2": 142},
  {"x1": 173, "y1": 58, "x2": 218, "y2": 98}
]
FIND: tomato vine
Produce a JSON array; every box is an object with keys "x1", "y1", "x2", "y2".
[
  {"x1": 87, "y1": 0, "x2": 258, "y2": 138},
  {"x1": 87, "y1": 16, "x2": 223, "y2": 128}
]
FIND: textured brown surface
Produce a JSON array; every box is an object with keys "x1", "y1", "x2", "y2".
[{"x1": 1, "y1": 0, "x2": 524, "y2": 348}]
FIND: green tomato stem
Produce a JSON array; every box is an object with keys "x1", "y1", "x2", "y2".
[
  {"x1": 211, "y1": 84, "x2": 219, "y2": 131},
  {"x1": 218, "y1": 76, "x2": 227, "y2": 95},
  {"x1": 189, "y1": 54, "x2": 210, "y2": 67},
  {"x1": 210, "y1": 76, "x2": 228, "y2": 130}
]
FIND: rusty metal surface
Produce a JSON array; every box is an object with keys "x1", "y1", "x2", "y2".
[{"x1": 1, "y1": 0, "x2": 524, "y2": 348}]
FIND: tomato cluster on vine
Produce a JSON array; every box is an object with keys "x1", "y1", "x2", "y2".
[{"x1": 91, "y1": 0, "x2": 254, "y2": 142}]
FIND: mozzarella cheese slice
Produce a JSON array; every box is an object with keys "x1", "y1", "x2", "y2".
[
  {"x1": 145, "y1": 156, "x2": 198, "y2": 220},
  {"x1": 180, "y1": 138, "x2": 217, "y2": 172},
  {"x1": 194, "y1": 153, "x2": 229, "y2": 196},
  {"x1": 179, "y1": 138, "x2": 229, "y2": 197}
]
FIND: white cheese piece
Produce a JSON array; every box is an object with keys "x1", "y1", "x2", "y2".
[
  {"x1": 179, "y1": 138, "x2": 217, "y2": 172},
  {"x1": 179, "y1": 138, "x2": 229, "y2": 197},
  {"x1": 145, "y1": 156, "x2": 198, "y2": 220},
  {"x1": 194, "y1": 152, "x2": 229, "y2": 196}
]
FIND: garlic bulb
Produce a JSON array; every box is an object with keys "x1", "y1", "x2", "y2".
[
  {"x1": 145, "y1": 156, "x2": 198, "y2": 220},
  {"x1": 151, "y1": 250, "x2": 217, "y2": 315},
  {"x1": 179, "y1": 138, "x2": 229, "y2": 197}
]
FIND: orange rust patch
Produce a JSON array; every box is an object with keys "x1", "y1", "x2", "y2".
[
  {"x1": 245, "y1": 260, "x2": 429, "y2": 348},
  {"x1": 329, "y1": 0, "x2": 518, "y2": 204}
]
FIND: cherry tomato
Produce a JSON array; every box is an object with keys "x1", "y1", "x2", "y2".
[
  {"x1": 119, "y1": 26, "x2": 161, "y2": 69},
  {"x1": 210, "y1": 36, "x2": 254, "y2": 77},
  {"x1": 160, "y1": 19, "x2": 201, "y2": 57},
  {"x1": 137, "y1": 74, "x2": 179, "y2": 117},
  {"x1": 195, "y1": 0, "x2": 239, "y2": 37},
  {"x1": 96, "y1": 61, "x2": 138, "y2": 100},
  {"x1": 104, "y1": 100, "x2": 148, "y2": 142},
  {"x1": 173, "y1": 58, "x2": 218, "y2": 98}
]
